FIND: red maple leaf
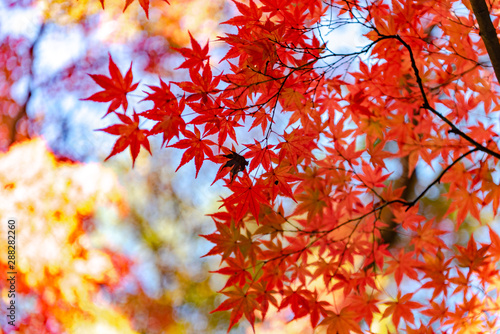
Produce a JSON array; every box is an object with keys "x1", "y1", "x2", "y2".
[
  {"x1": 276, "y1": 129, "x2": 316, "y2": 166},
  {"x1": 174, "y1": 64, "x2": 221, "y2": 103},
  {"x1": 201, "y1": 220, "x2": 247, "y2": 260},
  {"x1": 262, "y1": 165, "x2": 300, "y2": 202},
  {"x1": 454, "y1": 235, "x2": 490, "y2": 272},
  {"x1": 279, "y1": 287, "x2": 311, "y2": 320},
  {"x1": 210, "y1": 252, "x2": 252, "y2": 289},
  {"x1": 85, "y1": 55, "x2": 139, "y2": 116},
  {"x1": 99, "y1": 112, "x2": 151, "y2": 166},
  {"x1": 210, "y1": 286, "x2": 259, "y2": 332},
  {"x1": 244, "y1": 141, "x2": 276, "y2": 172},
  {"x1": 173, "y1": 32, "x2": 209, "y2": 72},
  {"x1": 142, "y1": 78, "x2": 177, "y2": 110},
  {"x1": 141, "y1": 106, "x2": 186, "y2": 146},
  {"x1": 169, "y1": 127, "x2": 215, "y2": 177},
  {"x1": 140, "y1": 90, "x2": 186, "y2": 146},
  {"x1": 222, "y1": 174, "x2": 269, "y2": 223}
]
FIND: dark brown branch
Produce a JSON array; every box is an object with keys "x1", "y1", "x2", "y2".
[
  {"x1": 406, "y1": 148, "x2": 479, "y2": 210},
  {"x1": 8, "y1": 23, "x2": 46, "y2": 147},
  {"x1": 394, "y1": 35, "x2": 500, "y2": 160},
  {"x1": 469, "y1": 0, "x2": 500, "y2": 83}
]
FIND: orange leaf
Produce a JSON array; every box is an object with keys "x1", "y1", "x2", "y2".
[
  {"x1": 382, "y1": 292, "x2": 422, "y2": 329},
  {"x1": 320, "y1": 307, "x2": 363, "y2": 334}
]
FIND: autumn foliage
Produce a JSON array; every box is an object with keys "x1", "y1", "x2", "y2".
[
  {"x1": 90, "y1": 0, "x2": 500, "y2": 332},
  {"x1": 0, "y1": 139, "x2": 135, "y2": 333}
]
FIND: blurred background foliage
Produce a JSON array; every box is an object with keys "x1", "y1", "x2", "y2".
[{"x1": 0, "y1": 0, "x2": 248, "y2": 332}]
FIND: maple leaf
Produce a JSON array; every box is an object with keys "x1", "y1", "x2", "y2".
[
  {"x1": 407, "y1": 324, "x2": 438, "y2": 334},
  {"x1": 348, "y1": 293, "x2": 380, "y2": 327},
  {"x1": 140, "y1": 96, "x2": 186, "y2": 146},
  {"x1": 222, "y1": 174, "x2": 269, "y2": 223},
  {"x1": 410, "y1": 220, "x2": 447, "y2": 255},
  {"x1": 169, "y1": 127, "x2": 215, "y2": 177},
  {"x1": 309, "y1": 297, "x2": 330, "y2": 328},
  {"x1": 294, "y1": 188, "x2": 327, "y2": 221},
  {"x1": 222, "y1": 0, "x2": 263, "y2": 27},
  {"x1": 484, "y1": 177, "x2": 500, "y2": 214},
  {"x1": 487, "y1": 227, "x2": 500, "y2": 262},
  {"x1": 210, "y1": 252, "x2": 252, "y2": 289},
  {"x1": 252, "y1": 281, "x2": 278, "y2": 320},
  {"x1": 262, "y1": 165, "x2": 301, "y2": 202},
  {"x1": 244, "y1": 140, "x2": 276, "y2": 172},
  {"x1": 260, "y1": 0, "x2": 293, "y2": 18},
  {"x1": 141, "y1": 78, "x2": 177, "y2": 110},
  {"x1": 173, "y1": 32, "x2": 209, "y2": 72},
  {"x1": 382, "y1": 292, "x2": 422, "y2": 329},
  {"x1": 98, "y1": 112, "x2": 151, "y2": 166},
  {"x1": 446, "y1": 188, "x2": 482, "y2": 226},
  {"x1": 201, "y1": 220, "x2": 249, "y2": 260},
  {"x1": 454, "y1": 235, "x2": 490, "y2": 272},
  {"x1": 279, "y1": 287, "x2": 311, "y2": 320},
  {"x1": 320, "y1": 307, "x2": 363, "y2": 334},
  {"x1": 190, "y1": 98, "x2": 241, "y2": 146},
  {"x1": 419, "y1": 249, "x2": 452, "y2": 299},
  {"x1": 386, "y1": 249, "x2": 420, "y2": 286},
  {"x1": 421, "y1": 300, "x2": 448, "y2": 325},
  {"x1": 85, "y1": 55, "x2": 139, "y2": 116},
  {"x1": 142, "y1": 109, "x2": 186, "y2": 146},
  {"x1": 174, "y1": 64, "x2": 221, "y2": 103},
  {"x1": 210, "y1": 286, "x2": 259, "y2": 332},
  {"x1": 249, "y1": 108, "x2": 273, "y2": 135},
  {"x1": 276, "y1": 129, "x2": 316, "y2": 166},
  {"x1": 358, "y1": 163, "x2": 390, "y2": 188},
  {"x1": 220, "y1": 150, "x2": 249, "y2": 183}
]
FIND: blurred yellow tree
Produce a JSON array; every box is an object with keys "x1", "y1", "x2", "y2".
[
  {"x1": 0, "y1": 138, "x2": 135, "y2": 333},
  {"x1": 0, "y1": 138, "x2": 237, "y2": 333}
]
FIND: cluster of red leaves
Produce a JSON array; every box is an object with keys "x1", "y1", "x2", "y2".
[{"x1": 88, "y1": 0, "x2": 500, "y2": 332}]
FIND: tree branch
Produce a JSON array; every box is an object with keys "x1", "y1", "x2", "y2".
[
  {"x1": 406, "y1": 148, "x2": 479, "y2": 210},
  {"x1": 469, "y1": 0, "x2": 500, "y2": 83},
  {"x1": 394, "y1": 35, "x2": 500, "y2": 160},
  {"x1": 8, "y1": 23, "x2": 46, "y2": 146}
]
